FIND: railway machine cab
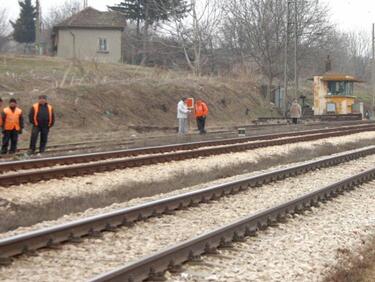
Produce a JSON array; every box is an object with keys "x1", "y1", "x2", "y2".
[{"x1": 312, "y1": 72, "x2": 363, "y2": 115}]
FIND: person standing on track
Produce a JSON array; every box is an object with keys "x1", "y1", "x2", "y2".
[
  {"x1": 289, "y1": 99, "x2": 302, "y2": 125},
  {"x1": 195, "y1": 99, "x2": 209, "y2": 134},
  {"x1": 177, "y1": 97, "x2": 191, "y2": 135},
  {"x1": 1, "y1": 98, "x2": 24, "y2": 154},
  {"x1": 28, "y1": 95, "x2": 55, "y2": 154}
]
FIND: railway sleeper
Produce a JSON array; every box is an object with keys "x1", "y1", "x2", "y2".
[
  {"x1": 0, "y1": 257, "x2": 13, "y2": 266},
  {"x1": 1, "y1": 150, "x2": 375, "y2": 268},
  {"x1": 167, "y1": 260, "x2": 185, "y2": 274},
  {"x1": 145, "y1": 271, "x2": 167, "y2": 282},
  {"x1": 88, "y1": 229, "x2": 103, "y2": 238},
  {"x1": 219, "y1": 238, "x2": 234, "y2": 249},
  {"x1": 232, "y1": 232, "x2": 246, "y2": 243}
]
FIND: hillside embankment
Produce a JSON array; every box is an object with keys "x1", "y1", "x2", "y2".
[{"x1": 0, "y1": 55, "x2": 279, "y2": 141}]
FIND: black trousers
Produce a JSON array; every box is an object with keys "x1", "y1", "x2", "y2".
[
  {"x1": 196, "y1": 117, "x2": 206, "y2": 134},
  {"x1": 29, "y1": 126, "x2": 50, "y2": 153},
  {"x1": 2, "y1": 130, "x2": 19, "y2": 154}
]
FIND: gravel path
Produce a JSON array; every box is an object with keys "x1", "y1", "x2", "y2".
[
  {"x1": 169, "y1": 181, "x2": 375, "y2": 282},
  {"x1": 0, "y1": 131, "x2": 375, "y2": 232},
  {"x1": 0, "y1": 154, "x2": 375, "y2": 281}
]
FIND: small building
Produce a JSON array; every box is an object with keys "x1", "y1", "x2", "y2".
[
  {"x1": 52, "y1": 7, "x2": 126, "y2": 63},
  {"x1": 312, "y1": 72, "x2": 363, "y2": 115}
]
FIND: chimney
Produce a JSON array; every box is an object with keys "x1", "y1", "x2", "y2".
[{"x1": 325, "y1": 55, "x2": 332, "y2": 72}]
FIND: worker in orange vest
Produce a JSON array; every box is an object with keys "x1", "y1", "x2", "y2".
[
  {"x1": 1, "y1": 98, "x2": 24, "y2": 154},
  {"x1": 195, "y1": 99, "x2": 209, "y2": 134},
  {"x1": 28, "y1": 95, "x2": 55, "y2": 154}
]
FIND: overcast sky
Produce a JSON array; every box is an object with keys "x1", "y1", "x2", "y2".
[{"x1": 2, "y1": 0, "x2": 375, "y2": 33}]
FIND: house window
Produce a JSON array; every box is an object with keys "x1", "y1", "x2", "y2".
[{"x1": 98, "y1": 38, "x2": 108, "y2": 52}]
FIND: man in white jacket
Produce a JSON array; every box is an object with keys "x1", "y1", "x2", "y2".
[{"x1": 177, "y1": 98, "x2": 190, "y2": 134}]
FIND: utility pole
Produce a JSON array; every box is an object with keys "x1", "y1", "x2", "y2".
[
  {"x1": 372, "y1": 23, "x2": 375, "y2": 118},
  {"x1": 35, "y1": 0, "x2": 42, "y2": 55},
  {"x1": 294, "y1": 0, "x2": 298, "y2": 99},
  {"x1": 283, "y1": 0, "x2": 291, "y2": 117}
]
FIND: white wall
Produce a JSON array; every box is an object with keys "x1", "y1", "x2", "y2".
[{"x1": 57, "y1": 28, "x2": 122, "y2": 63}]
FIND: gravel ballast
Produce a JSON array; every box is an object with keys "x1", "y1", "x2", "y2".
[
  {"x1": 169, "y1": 181, "x2": 375, "y2": 282},
  {"x1": 0, "y1": 155, "x2": 375, "y2": 281},
  {"x1": 0, "y1": 132, "x2": 375, "y2": 232}
]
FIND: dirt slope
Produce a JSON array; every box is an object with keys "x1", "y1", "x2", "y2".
[{"x1": 0, "y1": 55, "x2": 278, "y2": 136}]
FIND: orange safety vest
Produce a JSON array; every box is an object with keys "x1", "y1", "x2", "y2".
[
  {"x1": 3, "y1": 107, "x2": 22, "y2": 131},
  {"x1": 33, "y1": 103, "x2": 53, "y2": 127},
  {"x1": 195, "y1": 102, "x2": 209, "y2": 118}
]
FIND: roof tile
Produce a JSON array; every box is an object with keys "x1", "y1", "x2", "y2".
[{"x1": 54, "y1": 7, "x2": 126, "y2": 30}]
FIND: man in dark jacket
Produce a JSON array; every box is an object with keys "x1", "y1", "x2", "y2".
[
  {"x1": 1, "y1": 98, "x2": 24, "y2": 154},
  {"x1": 28, "y1": 95, "x2": 55, "y2": 154}
]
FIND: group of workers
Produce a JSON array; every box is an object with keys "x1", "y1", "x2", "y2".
[
  {"x1": 177, "y1": 98, "x2": 209, "y2": 135},
  {"x1": 0, "y1": 94, "x2": 302, "y2": 154},
  {"x1": 177, "y1": 97, "x2": 303, "y2": 134},
  {"x1": 0, "y1": 95, "x2": 55, "y2": 155}
]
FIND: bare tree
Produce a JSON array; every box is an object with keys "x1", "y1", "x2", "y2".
[
  {"x1": 292, "y1": 0, "x2": 333, "y2": 79},
  {"x1": 166, "y1": 0, "x2": 223, "y2": 75},
  {"x1": 44, "y1": 0, "x2": 82, "y2": 29},
  {"x1": 221, "y1": 0, "x2": 332, "y2": 101},
  {"x1": 306, "y1": 29, "x2": 371, "y2": 80},
  {"x1": 223, "y1": 0, "x2": 286, "y2": 101},
  {"x1": 0, "y1": 8, "x2": 10, "y2": 50},
  {"x1": 346, "y1": 31, "x2": 371, "y2": 79}
]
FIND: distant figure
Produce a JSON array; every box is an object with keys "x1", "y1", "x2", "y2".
[
  {"x1": 195, "y1": 99, "x2": 209, "y2": 134},
  {"x1": 28, "y1": 95, "x2": 55, "y2": 154},
  {"x1": 365, "y1": 110, "x2": 370, "y2": 120},
  {"x1": 1, "y1": 98, "x2": 24, "y2": 154},
  {"x1": 325, "y1": 55, "x2": 332, "y2": 72},
  {"x1": 289, "y1": 99, "x2": 302, "y2": 124},
  {"x1": 177, "y1": 97, "x2": 190, "y2": 135}
]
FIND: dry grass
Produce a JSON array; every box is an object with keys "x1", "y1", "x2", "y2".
[
  {"x1": 0, "y1": 54, "x2": 277, "y2": 136},
  {"x1": 324, "y1": 234, "x2": 375, "y2": 282}
]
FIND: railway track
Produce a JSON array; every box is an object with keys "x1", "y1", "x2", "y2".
[
  {"x1": 0, "y1": 121, "x2": 372, "y2": 161},
  {"x1": 90, "y1": 164, "x2": 375, "y2": 282},
  {"x1": 0, "y1": 145, "x2": 374, "y2": 267},
  {"x1": 17, "y1": 140, "x2": 135, "y2": 155},
  {"x1": 0, "y1": 124, "x2": 374, "y2": 187},
  {"x1": 8, "y1": 120, "x2": 370, "y2": 157}
]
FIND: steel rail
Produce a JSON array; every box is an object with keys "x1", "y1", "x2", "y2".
[
  {"x1": 90, "y1": 167, "x2": 375, "y2": 282},
  {"x1": 0, "y1": 126, "x2": 374, "y2": 187},
  {"x1": 9, "y1": 120, "x2": 372, "y2": 154},
  {"x1": 0, "y1": 121, "x2": 370, "y2": 162},
  {"x1": 16, "y1": 122, "x2": 371, "y2": 157},
  {"x1": 0, "y1": 123, "x2": 374, "y2": 173},
  {"x1": 0, "y1": 146, "x2": 374, "y2": 265}
]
